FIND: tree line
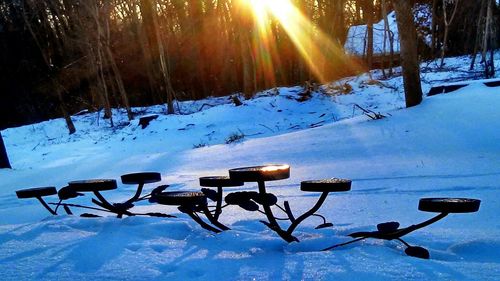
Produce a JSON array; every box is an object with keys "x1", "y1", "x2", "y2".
[{"x1": 0, "y1": 0, "x2": 498, "y2": 132}]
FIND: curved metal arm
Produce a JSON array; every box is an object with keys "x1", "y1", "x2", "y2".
[
  {"x1": 286, "y1": 192, "x2": 329, "y2": 235},
  {"x1": 257, "y1": 181, "x2": 298, "y2": 243},
  {"x1": 214, "y1": 186, "x2": 223, "y2": 220},
  {"x1": 36, "y1": 196, "x2": 57, "y2": 215},
  {"x1": 324, "y1": 212, "x2": 450, "y2": 251},
  {"x1": 184, "y1": 211, "x2": 222, "y2": 233},
  {"x1": 349, "y1": 212, "x2": 449, "y2": 240},
  {"x1": 201, "y1": 205, "x2": 230, "y2": 231},
  {"x1": 93, "y1": 191, "x2": 116, "y2": 210},
  {"x1": 123, "y1": 183, "x2": 145, "y2": 205},
  {"x1": 92, "y1": 191, "x2": 133, "y2": 217},
  {"x1": 389, "y1": 212, "x2": 449, "y2": 239}
]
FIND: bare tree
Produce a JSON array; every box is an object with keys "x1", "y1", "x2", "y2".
[
  {"x1": 440, "y1": 0, "x2": 460, "y2": 67},
  {"x1": 481, "y1": 0, "x2": 496, "y2": 78},
  {"x1": 364, "y1": 0, "x2": 374, "y2": 69},
  {"x1": 0, "y1": 132, "x2": 11, "y2": 169},
  {"x1": 431, "y1": 0, "x2": 439, "y2": 57},
  {"x1": 393, "y1": 0, "x2": 423, "y2": 108},
  {"x1": 469, "y1": 0, "x2": 487, "y2": 70},
  {"x1": 381, "y1": 0, "x2": 395, "y2": 77}
]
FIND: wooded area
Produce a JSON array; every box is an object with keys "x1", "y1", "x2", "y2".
[{"x1": 0, "y1": 0, "x2": 498, "y2": 130}]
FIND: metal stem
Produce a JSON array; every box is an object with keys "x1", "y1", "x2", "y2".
[
  {"x1": 257, "y1": 181, "x2": 297, "y2": 243},
  {"x1": 36, "y1": 197, "x2": 57, "y2": 215},
  {"x1": 54, "y1": 199, "x2": 63, "y2": 213},
  {"x1": 49, "y1": 202, "x2": 113, "y2": 213},
  {"x1": 322, "y1": 237, "x2": 366, "y2": 251},
  {"x1": 123, "y1": 183, "x2": 145, "y2": 205},
  {"x1": 185, "y1": 211, "x2": 222, "y2": 233},
  {"x1": 202, "y1": 205, "x2": 230, "y2": 231},
  {"x1": 92, "y1": 191, "x2": 133, "y2": 217},
  {"x1": 214, "y1": 186, "x2": 223, "y2": 220},
  {"x1": 287, "y1": 192, "x2": 329, "y2": 235},
  {"x1": 349, "y1": 212, "x2": 450, "y2": 240}
]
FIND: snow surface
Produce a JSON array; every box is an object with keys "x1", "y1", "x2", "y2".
[{"x1": 0, "y1": 56, "x2": 499, "y2": 280}]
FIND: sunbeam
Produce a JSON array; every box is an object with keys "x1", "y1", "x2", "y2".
[{"x1": 243, "y1": 0, "x2": 362, "y2": 84}]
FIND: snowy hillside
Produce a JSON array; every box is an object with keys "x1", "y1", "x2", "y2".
[
  {"x1": 0, "y1": 56, "x2": 499, "y2": 280},
  {"x1": 344, "y1": 5, "x2": 432, "y2": 56}
]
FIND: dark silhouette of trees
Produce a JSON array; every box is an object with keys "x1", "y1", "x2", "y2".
[{"x1": 0, "y1": 0, "x2": 498, "y2": 129}]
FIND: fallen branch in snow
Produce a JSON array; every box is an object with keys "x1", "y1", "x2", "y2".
[
  {"x1": 32, "y1": 143, "x2": 41, "y2": 151},
  {"x1": 197, "y1": 103, "x2": 216, "y2": 112},
  {"x1": 353, "y1": 104, "x2": 386, "y2": 120},
  {"x1": 259, "y1": 124, "x2": 275, "y2": 133},
  {"x1": 310, "y1": 121, "x2": 325, "y2": 128},
  {"x1": 244, "y1": 132, "x2": 264, "y2": 137}
]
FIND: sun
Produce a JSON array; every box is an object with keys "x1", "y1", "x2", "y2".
[
  {"x1": 241, "y1": 0, "x2": 359, "y2": 84},
  {"x1": 243, "y1": 0, "x2": 268, "y2": 25}
]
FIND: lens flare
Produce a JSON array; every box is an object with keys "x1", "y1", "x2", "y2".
[{"x1": 242, "y1": 0, "x2": 361, "y2": 84}]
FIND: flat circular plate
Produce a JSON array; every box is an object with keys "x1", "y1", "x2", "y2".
[
  {"x1": 121, "y1": 172, "x2": 162, "y2": 184},
  {"x1": 154, "y1": 191, "x2": 207, "y2": 206},
  {"x1": 199, "y1": 176, "x2": 244, "y2": 187},
  {"x1": 16, "y1": 187, "x2": 57, "y2": 199},
  {"x1": 418, "y1": 198, "x2": 481, "y2": 213},
  {"x1": 229, "y1": 164, "x2": 290, "y2": 182},
  {"x1": 301, "y1": 178, "x2": 352, "y2": 192},
  {"x1": 68, "y1": 179, "x2": 117, "y2": 192}
]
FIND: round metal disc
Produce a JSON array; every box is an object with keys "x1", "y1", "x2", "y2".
[
  {"x1": 16, "y1": 187, "x2": 57, "y2": 199},
  {"x1": 121, "y1": 172, "x2": 162, "y2": 184},
  {"x1": 68, "y1": 179, "x2": 117, "y2": 192},
  {"x1": 229, "y1": 165, "x2": 290, "y2": 182},
  {"x1": 418, "y1": 198, "x2": 481, "y2": 213},
  {"x1": 153, "y1": 191, "x2": 207, "y2": 206},
  {"x1": 300, "y1": 178, "x2": 352, "y2": 192},
  {"x1": 199, "y1": 176, "x2": 244, "y2": 187}
]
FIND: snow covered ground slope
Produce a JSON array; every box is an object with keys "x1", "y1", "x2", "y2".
[{"x1": 1, "y1": 57, "x2": 500, "y2": 280}]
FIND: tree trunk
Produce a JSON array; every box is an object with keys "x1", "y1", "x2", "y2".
[
  {"x1": 102, "y1": 2, "x2": 133, "y2": 121},
  {"x1": 0, "y1": 132, "x2": 12, "y2": 169},
  {"x1": 139, "y1": 0, "x2": 175, "y2": 114},
  {"x1": 381, "y1": 0, "x2": 394, "y2": 76},
  {"x1": 483, "y1": 0, "x2": 495, "y2": 78},
  {"x1": 188, "y1": 2, "x2": 209, "y2": 99},
  {"x1": 152, "y1": 7, "x2": 175, "y2": 114},
  {"x1": 431, "y1": 0, "x2": 438, "y2": 57},
  {"x1": 393, "y1": 0, "x2": 423, "y2": 108},
  {"x1": 55, "y1": 82, "x2": 76, "y2": 134},
  {"x1": 440, "y1": 0, "x2": 460, "y2": 68},
  {"x1": 106, "y1": 45, "x2": 133, "y2": 120},
  {"x1": 132, "y1": 4, "x2": 160, "y2": 103},
  {"x1": 364, "y1": 0, "x2": 374, "y2": 69},
  {"x1": 469, "y1": 0, "x2": 487, "y2": 70}
]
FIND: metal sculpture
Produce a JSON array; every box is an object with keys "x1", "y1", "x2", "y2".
[
  {"x1": 15, "y1": 165, "x2": 481, "y2": 259},
  {"x1": 323, "y1": 198, "x2": 481, "y2": 259}
]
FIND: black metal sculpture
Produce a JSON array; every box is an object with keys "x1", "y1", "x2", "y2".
[
  {"x1": 228, "y1": 165, "x2": 350, "y2": 243},
  {"x1": 323, "y1": 198, "x2": 481, "y2": 259},
  {"x1": 14, "y1": 165, "x2": 481, "y2": 260},
  {"x1": 16, "y1": 173, "x2": 175, "y2": 218}
]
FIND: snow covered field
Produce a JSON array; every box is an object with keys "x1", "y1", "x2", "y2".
[{"x1": 0, "y1": 56, "x2": 499, "y2": 280}]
